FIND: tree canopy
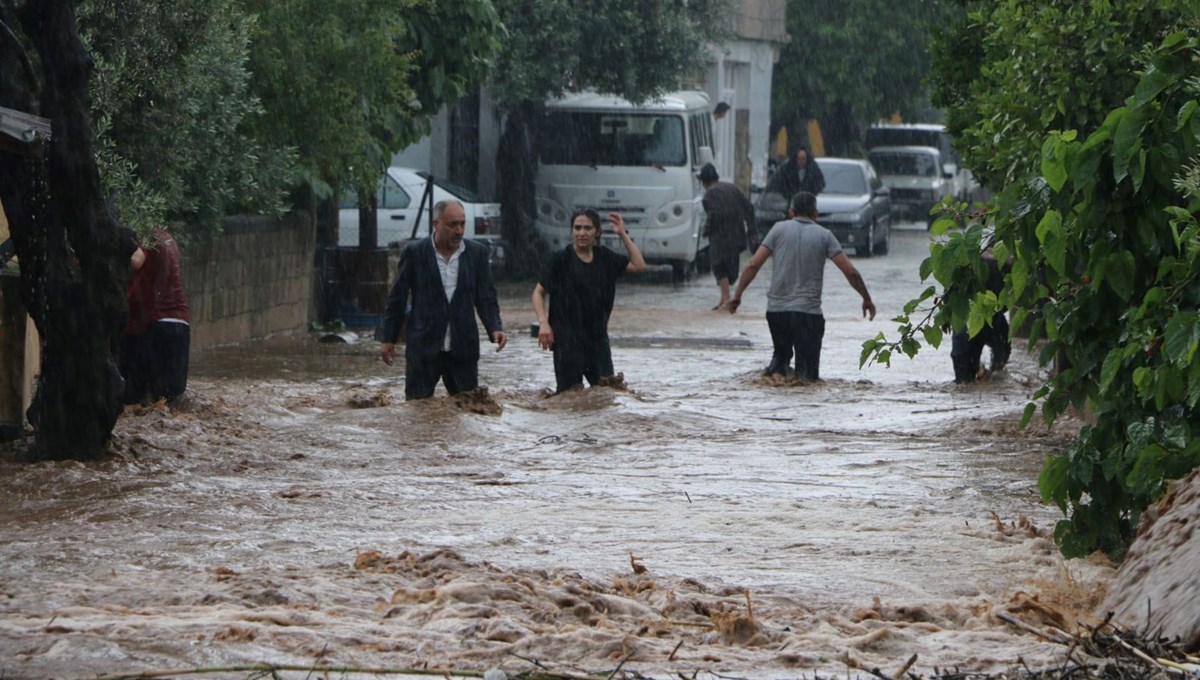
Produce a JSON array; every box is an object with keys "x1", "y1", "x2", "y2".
[
  {"x1": 863, "y1": 0, "x2": 1200, "y2": 558},
  {"x1": 771, "y1": 0, "x2": 957, "y2": 155},
  {"x1": 490, "y1": 0, "x2": 731, "y2": 110},
  {"x1": 243, "y1": 0, "x2": 501, "y2": 199},
  {"x1": 79, "y1": 0, "x2": 502, "y2": 235},
  {"x1": 80, "y1": 0, "x2": 294, "y2": 236}
]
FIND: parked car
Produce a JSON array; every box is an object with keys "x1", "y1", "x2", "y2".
[
  {"x1": 753, "y1": 157, "x2": 891, "y2": 257},
  {"x1": 338, "y1": 167, "x2": 504, "y2": 262},
  {"x1": 868, "y1": 145, "x2": 956, "y2": 227}
]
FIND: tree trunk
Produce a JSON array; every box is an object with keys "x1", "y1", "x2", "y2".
[
  {"x1": 0, "y1": 0, "x2": 132, "y2": 459},
  {"x1": 496, "y1": 104, "x2": 545, "y2": 280}
]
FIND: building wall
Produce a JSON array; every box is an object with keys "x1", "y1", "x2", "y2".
[
  {"x1": 735, "y1": 0, "x2": 788, "y2": 43},
  {"x1": 181, "y1": 211, "x2": 316, "y2": 351},
  {"x1": 701, "y1": 39, "x2": 781, "y2": 192}
]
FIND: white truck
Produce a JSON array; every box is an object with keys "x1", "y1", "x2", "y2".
[{"x1": 533, "y1": 90, "x2": 716, "y2": 279}]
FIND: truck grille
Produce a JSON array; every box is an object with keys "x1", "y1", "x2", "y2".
[{"x1": 574, "y1": 206, "x2": 649, "y2": 224}]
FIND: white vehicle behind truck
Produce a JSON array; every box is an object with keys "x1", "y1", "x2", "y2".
[
  {"x1": 534, "y1": 90, "x2": 716, "y2": 279},
  {"x1": 868, "y1": 146, "x2": 955, "y2": 227},
  {"x1": 865, "y1": 123, "x2": 978, "y2": 203}
]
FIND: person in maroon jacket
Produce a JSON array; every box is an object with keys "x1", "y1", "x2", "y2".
[{"x1": 121, "y1": 229, "x2": 190, "y2": 404}]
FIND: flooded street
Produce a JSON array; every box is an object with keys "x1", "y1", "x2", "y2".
[{"x1": 0, "y1": 228, "x2": 1113, "y2": 679}]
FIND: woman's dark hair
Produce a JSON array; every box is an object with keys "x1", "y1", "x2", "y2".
[{"x1": 569, "y1": 209, "x2": 602, "y2": 233}]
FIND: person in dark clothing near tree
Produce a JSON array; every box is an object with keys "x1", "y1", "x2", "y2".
[
  {"x1": 532, "y1": 209, "x2": 646, "y2": 393},
  {"x1": 771, "y1": 145, "x2": 826, "y2": 199},
  {"x1": 950, "y1": 248, "x2": 1011, "y2": 382},
  {"x1": 122, "y1": 229, "x2": 190, "y2": 404},
  {"x1": 698, "y1": 163, "x2": 755, "y2": 311}
]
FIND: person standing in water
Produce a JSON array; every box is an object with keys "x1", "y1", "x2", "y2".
[
  {"x1": 532, "y1": 210, "x2": 646, "y2": 392},
  {"x1": 380, "y1": 199, "x2": 507, "y2": 399}
]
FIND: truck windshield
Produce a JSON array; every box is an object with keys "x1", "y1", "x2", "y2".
[
  {"x1": 539, "y1": 112, "x2": 687, "y2": 167},
  {"x1": 870, "y1": 152, "x2": 938, "y2": 177}
]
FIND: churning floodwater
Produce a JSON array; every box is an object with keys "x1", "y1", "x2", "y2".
[{"x1": 0, "y1": 228, "x2": 1114, "y2": 679}]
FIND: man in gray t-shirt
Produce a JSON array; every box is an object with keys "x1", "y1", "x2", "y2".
[{"x1": 728, "y1": 192, "x2": 876, "y2": 380}]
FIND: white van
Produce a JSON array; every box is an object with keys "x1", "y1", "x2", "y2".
[
  {"x1": 534, "y1": 90, "x2": 715, "y2": 279},
  {"x1": 868, "y1": 146, "x2": 955, "y2": 226},
  {"x1": 865, "y1": 123, "x2": 977, "y2": 202}
]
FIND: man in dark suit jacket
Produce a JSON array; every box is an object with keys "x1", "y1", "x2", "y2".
[{"x1": 380, "y1": 200, "x2": 507, "y2": 399}]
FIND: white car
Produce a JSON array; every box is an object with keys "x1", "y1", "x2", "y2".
[{"x1": 338, "y1": 167, "x2": 503, "y2": 253}]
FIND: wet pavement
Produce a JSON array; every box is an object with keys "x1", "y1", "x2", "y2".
[{"x1": 0, "y1": 226, "x2": 1112, "y2": 679}]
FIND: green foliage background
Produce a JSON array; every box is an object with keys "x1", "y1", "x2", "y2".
[
  {"x1": 490, "y1": 0, "x2": 731, "y2": 110},
  {"x1": 80, "y1": 0, "x2": 295, "y2": 237},
  {"x1": 865, "y1": 1, "x2": 1200, "y2": 558},
  {"x1": 771, "y1": 0, "x2": 956, "y2": 155},
  {"x1": 79, "y1": 0, "x2": 501, "y2": 234}
]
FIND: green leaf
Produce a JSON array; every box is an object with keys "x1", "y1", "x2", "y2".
[
  {"x1": 1010, "y1": 258, "x2": 1030, "y2": 301},
  {"x1": 991, "y1": 241, "x2": 1010, "y2": 268},
  {"x1": 1104, "y1": 251, "x2": 1136, "y2": 301},
  {"x1": 1160, "y1": 30, "x2": 1189, "y2": 49},
  {"x1": 1132, "y1": 64, "x2": 1171, "y2": 107},
  {"x1": 1038, "y1": 454, "x2": 1070, "y2": 509},
  {"x1": 930, "y1": 216, "x2": 956, "y2": 235},
  {"x1": 1099, "y1": 349, "x2": 1124, "y2": 393},
  {"x1": 918, "y1": 257, "x2": 934, "y2": 281},
  {"x1": 1133, "y1": 366, "x2": 1154, "y2": 398},
  {"x1": 967, "y1": 302, "x2": 987, "y2": 338},
  {"x1": 1178, "y1": 100, "x2": 1199, "y2": 131},
  {"x1": 1019, "y1": 402, "x2": 1037, "y2": 429},
  {"x1": 1036, "y1": 210, "x2": 1062, "y2": 245},
  {"x1": 1044, "y1": 231, "x2": 1067, "y2": 277},
  {"x1": 1041, "y1": 136, "x2": 1068, "y2": 192},
  {"x1": 1113, "y1": 105, "x2": 1146, "y2": 185},
  {"x1": 1163, "y1": 311, "x2": 1200, "y2": 365},
  {"x1": 1188, "y1": 358, "x2": 1200, "y2": 408},
  {"x1": 1126, "y1": 444, "x2": 1165, "y2": 496},
  {"x1": 1080, "y1": 128, "x2": 1111, "y2": 152},
  {"x1": 922, "y1": 325, "x2": 944, "y2": 348}
]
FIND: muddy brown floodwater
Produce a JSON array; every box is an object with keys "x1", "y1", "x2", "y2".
[{"x1": 0, "y1": 228, "x2": 1115, "y2": 680}]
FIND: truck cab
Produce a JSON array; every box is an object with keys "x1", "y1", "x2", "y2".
[{"x1": 534, "y1": 91, "x2": 716, "y2": 279}]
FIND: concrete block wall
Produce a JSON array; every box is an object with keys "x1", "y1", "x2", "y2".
[{"x1": 182, "y1": 212, "x2": 316, "y2": 351}]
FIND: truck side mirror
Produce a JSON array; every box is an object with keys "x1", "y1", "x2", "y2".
[{"x1": 697, "y1": 146, "x2": 714, "y2": 166}]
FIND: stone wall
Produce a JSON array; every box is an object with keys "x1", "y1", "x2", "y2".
[{"x1": 182, "y1": 212, "x2": 315, "y2": 351}]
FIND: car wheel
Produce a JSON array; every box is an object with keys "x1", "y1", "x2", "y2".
[
  {"x1": 857, "y1": 222, "x2": 875, "y2": 258},
  {"x1": 876, "y1": 224, "x2": 890, "y2": 255}
]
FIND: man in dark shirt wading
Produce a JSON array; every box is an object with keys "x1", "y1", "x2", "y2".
[{"x1": 698, "y1": 163, "x2": 755, "y2": 311}]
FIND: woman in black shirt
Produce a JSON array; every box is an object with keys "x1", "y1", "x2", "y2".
[{"x1": 532, "y1": 209, "x2": 646, "y2": 392}]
